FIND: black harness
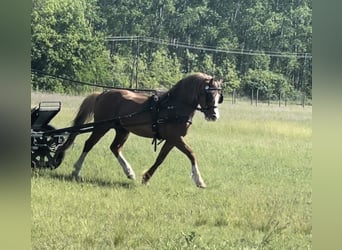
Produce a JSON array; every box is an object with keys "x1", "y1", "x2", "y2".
[{"x1": 149, "y1": 93, "x2": 194, "y2": 151}]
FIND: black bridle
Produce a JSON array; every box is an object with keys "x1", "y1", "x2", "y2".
[{"x1": 196, "y1": 86, "x2": 224, "y2": 112}]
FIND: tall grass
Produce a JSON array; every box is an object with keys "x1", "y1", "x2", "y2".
[{"x1": 31, "y1": 92, "x2": 312, "y2": 249}]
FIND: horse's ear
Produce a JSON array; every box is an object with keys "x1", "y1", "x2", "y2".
[{"x1": 209, "y1": 78, "x2": 214, "y2": 85}]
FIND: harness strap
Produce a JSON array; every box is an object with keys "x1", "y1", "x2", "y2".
[
  {"x1": 151, "y1": 137, "x2": 164, "y2": 152},
  {"x1": 150, "y1": 94, "x2": 162, "y2": 151}
]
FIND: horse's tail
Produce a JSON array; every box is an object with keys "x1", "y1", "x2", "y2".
[{"x1": 58, "y1": 92, "x2": 100, "y2": 152}]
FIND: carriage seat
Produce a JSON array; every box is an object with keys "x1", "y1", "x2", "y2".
[{"x1": 31, "y1": 101, "x2": 61, "y2": 130}]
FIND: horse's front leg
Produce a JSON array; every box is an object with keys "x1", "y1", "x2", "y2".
[{"x1": 175, "y1": 137, "x2": 207, "y2": 188}]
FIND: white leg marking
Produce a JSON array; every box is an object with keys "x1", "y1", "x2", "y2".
[
  {"x1": 117, "y1": 152, "x2": 136, "y2": 180},
  {"x1": 73, "y1": 152, "x2": 87, "y2": 177},
  {"x1": 191, "y1": 162, "x2": 206, "y2": 188}
]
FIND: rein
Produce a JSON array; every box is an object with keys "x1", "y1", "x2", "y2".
[{"x1": 31, "y1": 69, "x2": 158, "y2": 94}]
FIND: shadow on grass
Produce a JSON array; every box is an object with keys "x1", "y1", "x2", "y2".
[{"x1": 46, "y1": 172, "x2": 136, "y2": 189}]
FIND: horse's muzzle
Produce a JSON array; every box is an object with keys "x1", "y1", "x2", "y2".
[{"x1": 205, "y1": 114, "x2": 218, "y2": 121}]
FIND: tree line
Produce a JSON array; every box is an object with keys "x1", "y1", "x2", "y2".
[{"x1": 31, "y1": 0, "x2": 312, "y2": 101}]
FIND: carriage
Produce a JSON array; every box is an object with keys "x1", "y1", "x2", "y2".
[
  {"x1": 31, "y1": 101, "x2": 65, "y2": 169},
  {"x1": 30, "y1": 100, "x2": 144, "y2": 169}
]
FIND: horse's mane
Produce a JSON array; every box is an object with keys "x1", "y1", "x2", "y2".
[{"x1": 160, "y1": 73, "x2": 212, "y2": 105}]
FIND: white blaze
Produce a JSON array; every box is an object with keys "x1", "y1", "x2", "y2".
[{"x1": 213, "y1": 93, "x2": 220, "y2": 120}]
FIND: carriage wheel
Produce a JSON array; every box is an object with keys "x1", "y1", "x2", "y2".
[{"x1": 31, "y1": 125, "x2": 65, "y2": 169}]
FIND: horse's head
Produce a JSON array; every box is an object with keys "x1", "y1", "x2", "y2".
[{"x1": 198, "y1": 78, "x2": 223, "y2": 121}]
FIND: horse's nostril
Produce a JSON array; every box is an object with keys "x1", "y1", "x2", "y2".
[{"x1": 205, "y1": 113, "x2": 218, "y2": 121}]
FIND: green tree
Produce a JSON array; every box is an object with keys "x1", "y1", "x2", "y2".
[
  {"x1": 225, "y1": 62, "x2": 241, "y2": 92},
  {"x1": 243, "y1": 69, "x2": 291, "y2": 101},
  {"x1": 31, "y1": 0, "x2": 109, "y2": 92},
  {"x1": 32, "y1": 0, "x2": 312, "y2": 99},
  {"x1": 149, "y1": 48, "x2": 183, "y2": 89}
]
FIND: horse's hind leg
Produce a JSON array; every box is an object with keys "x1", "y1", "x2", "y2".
[
  {"x1": 142, "y1": 141, "x2": 174, "y2": 185},
  {"x1": 72, "y1": 128, "x2": 108, "y2": 179},
  {"x1": 110, "y1": 128, "x2": 135, "y2": 180}
]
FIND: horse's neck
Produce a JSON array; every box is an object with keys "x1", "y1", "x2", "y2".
[
  {"x1": 160, "y1": 90, "x2": 196, "y2": 116},
  {"x1": 168, "y1": 85, "x2": 197, "y2": 107}
]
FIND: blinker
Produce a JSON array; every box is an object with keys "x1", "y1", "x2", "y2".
[
  {"x1": 204, "y1": 86, "x2": 223, "y2": 105},
  {"x1": 218, "y1": 94, "x2": 223, "y2": 104}
]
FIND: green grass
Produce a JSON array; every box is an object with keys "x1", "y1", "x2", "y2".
[{"x1": 31, "y1": 92, "x2": 312, "y2": 249}]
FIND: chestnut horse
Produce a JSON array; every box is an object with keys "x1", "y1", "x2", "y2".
[{"x1": 57, "y1": 73, "x2": 223, "y2": 188}]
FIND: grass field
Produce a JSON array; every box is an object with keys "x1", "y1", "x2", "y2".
[{"x1": 31, "y1": 92, "x2": 312, "y2": 249}]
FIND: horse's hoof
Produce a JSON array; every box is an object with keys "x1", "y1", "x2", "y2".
[
  {"x1": 141, "y1": 172, "x2": 151, "y2": 185},
  {"x1": 192, "y1": 175, "x2": 206, "y2": 188},
  {"x1": 71, "y1": 171, "x2": 83, "y2": 182},
  {"x1": 141, "y1": 178, "x2": 148, "y2": 185},
  {"x1": 195, "y1": 180, "x2": 207, "y2": 188},
  {"x1": 127, "y1": 173, "x2": 136, "y2": 180}
]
